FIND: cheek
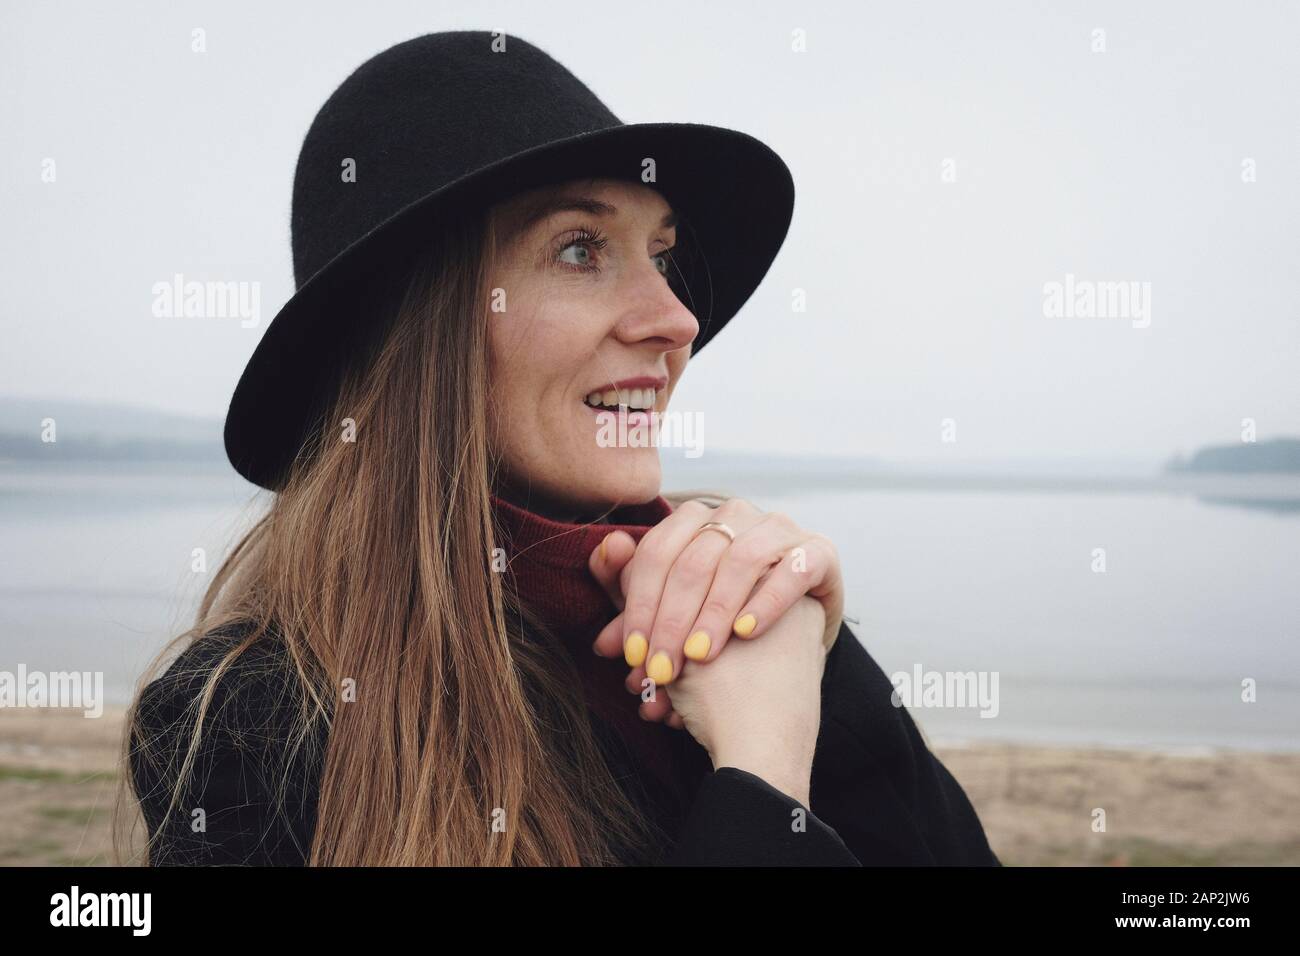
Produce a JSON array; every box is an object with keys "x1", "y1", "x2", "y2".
[
  {"x1": 495, "y1": 294, "x2": 606, "y2": 397},
  {"x1": 486, "y1": 296, "x2": 599, "y2": 455},
  {"x1": 493, "y1": 282, "x2": 582, "y2": 365}
]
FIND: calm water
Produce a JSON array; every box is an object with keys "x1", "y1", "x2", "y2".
[{"x1": 2, "y1": 463, "x2": 1297, "y2": 752}]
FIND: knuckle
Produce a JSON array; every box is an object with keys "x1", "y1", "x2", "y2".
[
  {"x1": 698, "y1": 597, "x2": 732, "y2": 623},
  {"x1": 678, "y1": 498, "x2": 714, "y2": 518},
  {"x1": 678, "y1": 545, "x2": 719, "y2": 580},
  {"x1": 626, "y1": 600, "x2": 657, "y2": 624},
  {"x1": 718, "y1": 497, "x2": 761, "y2": 522},
  {"x1": 634, "y1": 536, "x2": 673, "y2": 568},
  {"x1": 654, "y1": 618, "x2": 689, "y2": 643},
  {"x1": 768, "y1": 510, "x2": 799, "y2": 531},
  {"x1": 754, "y1": 588, "x2": 786, "y2": 618},
  {"x1": 808, "y1": 531, "x2": 837, "y2": 559},
  {"x1": 787, "y1": 543, "x2": 817, "y2": 575},
  {"x1": 731, "y1": 535, "x2": 776, "y2": 567},
  {"x1": 713, "y1": 498, "x2": 743, "y2": 519},
  {"x1": 713, "y1": 550, "x2": 748, "y2": 583}
]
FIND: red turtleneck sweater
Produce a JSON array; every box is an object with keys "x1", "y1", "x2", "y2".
[{"x1": 489, "y1": 492, "x2": 713, "y2": 817}]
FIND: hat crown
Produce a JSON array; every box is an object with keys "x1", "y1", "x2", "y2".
[{"x1": 290, "y1": 31, "x2": 620, "y2": 288}]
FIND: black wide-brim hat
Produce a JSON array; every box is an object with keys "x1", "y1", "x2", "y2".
[{"x1": 225, "y1": 30, "x2": 795, "y2": 490}]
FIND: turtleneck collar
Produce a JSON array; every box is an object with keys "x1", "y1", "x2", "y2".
[
  {"x1": 491, "y1": 492, "x2": 674, "y2": 571},
  {"x1": 489, "y1": 489, "x2": 678, "y2": 676},
  {"x1": 490, "y1": 491, "x2": 675, "y2": 659}
]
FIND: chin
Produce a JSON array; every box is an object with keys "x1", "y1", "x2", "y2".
[{"x1": 585, "y1": 452, "x2": 662, "y2": 508}]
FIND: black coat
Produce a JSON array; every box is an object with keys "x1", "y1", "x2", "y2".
[{"x1": 130, "y1": 621, "x2": 1000, "y2": 866}]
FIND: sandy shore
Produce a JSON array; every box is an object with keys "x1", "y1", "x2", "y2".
[
  {"x1": 938, "y1": 742, "x2": 1300, "y2": 865},
  {"x1": 2, "y1": 706, "x2": 1298, "y2": 866}
]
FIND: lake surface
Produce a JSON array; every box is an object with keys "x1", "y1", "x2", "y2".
[{"x1": 2, "y1": 462, "x2": 1297, "y2": 752}]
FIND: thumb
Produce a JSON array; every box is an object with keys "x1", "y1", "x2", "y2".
[{"x1": 587, "y1": 530, "x2": 636, "y2": 614}]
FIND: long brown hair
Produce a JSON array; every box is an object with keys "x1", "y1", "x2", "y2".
[{"x1": 117, "y1": 208, "x2": 662, "y2": 866}]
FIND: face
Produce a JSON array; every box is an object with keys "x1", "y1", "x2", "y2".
[{"x1": 486, "y1": 178, "x2": 698, "y2": 520}]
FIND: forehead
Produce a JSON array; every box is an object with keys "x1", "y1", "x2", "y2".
[{"x1": 494, "y1": 178, "x2": 677, "y2": 236}]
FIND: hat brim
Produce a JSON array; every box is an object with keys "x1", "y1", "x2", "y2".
[{"x1": 224, "y1": 122, "x2": 795, "y2": 490}]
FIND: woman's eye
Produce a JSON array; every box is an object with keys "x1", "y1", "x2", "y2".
[
  {"x1": 652, "y1": 248, "x2": 679, "y2": 277},
  {"x1": 554, "y1": 233, "x2": 675, "y2": 277},
  {"x1": 558, "y1": 242, "x2": 595, "y2": 268}
]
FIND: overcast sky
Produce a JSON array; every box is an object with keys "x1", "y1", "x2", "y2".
[{"x1": 3, "y1": 0, "x2": 1296, "y2": 465}]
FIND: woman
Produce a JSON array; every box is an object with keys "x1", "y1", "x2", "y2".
[{"x1": 122, "y1": 31, "x2": 998, "y2": 867}]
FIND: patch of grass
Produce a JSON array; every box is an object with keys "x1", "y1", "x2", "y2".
[
  {"x1": 39, "y1": 805, "x2": 109, "y2": 824},
  {"x1": 0, "y1": 838, "x2": 64, "y2": 865},
  {"x1": 0, "y1": 765, "x2": 72, "y2": 783},
  {"x1": 0, "y1": 765, "x2": 117, "y2": 784},
  {"x1": 1103, "y1": 839, "x2": 1224, "y2": 867},
  {"x1": 1032, "y1": 837, "x2": 1300, "y2": 867}
]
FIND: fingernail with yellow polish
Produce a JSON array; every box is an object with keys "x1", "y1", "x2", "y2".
[
  {"x1": 647, "y1": 652, "x2": 674, "y2": 685},
  {"x1": 599, "y1": 533, "x2": 609, "y2": 563},
  {"x1": 684, "y1": 630, "x2": 711, "y2": 661},
  {"x1": 733, "y1": 613, "x2": 757, "y2": 638},
  {"x1": 624, "y1": 631, "x2": 648, "y2": 668}
]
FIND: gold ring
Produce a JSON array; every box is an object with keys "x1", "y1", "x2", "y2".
[{"x1": 694, "y1": 521, "x2": 736, "y2": 543}]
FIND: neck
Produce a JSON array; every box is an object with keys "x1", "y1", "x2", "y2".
[{"x1": 491, "y1": 480, "x2": 626, "y2": 525}]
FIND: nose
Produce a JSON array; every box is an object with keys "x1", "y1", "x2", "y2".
[{"x1": 611, "y1": 260, "x2": 700, "y2": 352}]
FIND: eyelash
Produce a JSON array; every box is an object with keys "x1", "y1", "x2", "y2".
[
  {"x1": 554, "y1": 224, "x2": 676, "y2": 278},
  {"x1": 555, "y1": 226, "x2": 607, "y2": 272}
]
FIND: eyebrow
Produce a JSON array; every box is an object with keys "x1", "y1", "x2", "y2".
[{"x1": 515, "y1": 196, "x2": 679, "y2": 235}]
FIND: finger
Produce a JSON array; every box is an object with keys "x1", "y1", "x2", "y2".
[
  {"x1": 734, "y1": 534, "x2": 841, "y2": 644},
  {"x1": 687, "y1": 513, "x2": 807, "y2": 662},
  {"x1": 626, "y1": 669, "x2": 673, "y2": 726},
  {"x1": 630, "y1": 670, "x2": 670, "y2": 717},
  {"x1": 624, "y1": 664, "x2": 647, "y2": 694},
  {"x1": 802, "y1": 533, "x2": 846, "y2": 644},
  {"x1": 637, "y1": 686, "x2": 676, "y2": 723},
  {"x1": 638, "y1": 690, "x2": 673, "y2": 722},
  {"x1": 593, "y1": 610, "x2": 626, "y2": 659},
  {"x1": 587, "y1": 530, "x2": 637, "y2": 613},
  {"x1": 665, "y1": 711, "x2": 685, "y2": 730},
  {"x1": 618, "y1": 498, "x2": 716, "y2": 670},
  {"x1": 643, "y1": 527, "x2": 732, "y2": 686}
]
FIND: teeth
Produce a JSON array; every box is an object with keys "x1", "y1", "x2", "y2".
[{"x1": 585, "y1": 387, "x2": 657, "y2": 410}]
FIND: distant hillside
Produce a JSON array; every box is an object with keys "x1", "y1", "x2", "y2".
[
  {"x1": 0, "y1": 432, "x2": 226, "y2": 462},
  {"x1": 0, "y1": 396, "x2": 224, "y2": 462},
  {"x1": 1166, "y1": 438, "x2": 1300, "y2": 474}
]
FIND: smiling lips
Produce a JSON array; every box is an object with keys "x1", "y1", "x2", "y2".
[
  {"x1": 581, "y1": 375, "x2": 667, "y2": 412},
  {"x1": 584, "y1": 387, "x2": 656, "y2": 411}
]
